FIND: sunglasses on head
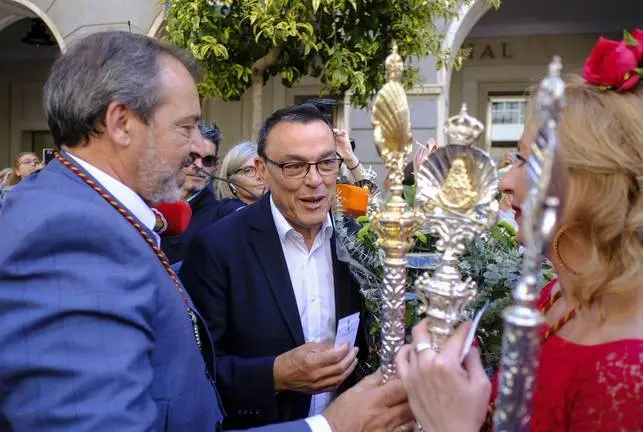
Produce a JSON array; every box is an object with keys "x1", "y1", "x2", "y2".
[{"x1": 187, "y1": 153, "x2": 218, "y2": 168}]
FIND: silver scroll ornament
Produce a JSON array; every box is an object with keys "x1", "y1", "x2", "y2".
[{"x1": 493, "y1": 56, "x2": 566, "y2": 432}]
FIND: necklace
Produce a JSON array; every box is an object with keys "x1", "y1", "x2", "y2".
[{"x1": 54, "y1": 152, "x2": 203, "y2": 352}]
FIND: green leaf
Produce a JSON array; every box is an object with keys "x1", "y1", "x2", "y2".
[
  {"x1": 403, "y1": 185, "x2": 416, "y2": 207},
  {"x1": 356, "y1": 215, "x2": 370, "y2": 224},
  {"x1": 312, "y1": 0, "x2": 321, "y2": 13},
  {"x1": 624, "y1": 30, "x2": 639, "y2": 46},
  {"x1": 414, "y1": 231, "x2": 427, "y2": 244},
  {"x1": 356, "y1": 223, "x2": 371, "y2": 242}
]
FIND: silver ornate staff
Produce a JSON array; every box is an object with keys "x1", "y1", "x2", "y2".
[
  {"x1": 414, "y1": 104, "x2": 499, "y2": 350},
  {"x1": 493, "y1": 56, "x2": 565, "y2": 431},
  {"x1": 370, "y1": 44, "x2": 422, "y2": 383}
]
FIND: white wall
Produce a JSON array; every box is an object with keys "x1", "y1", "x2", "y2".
[{"x1": 448, "y1": 33, "x2": 618, "y2": 152}]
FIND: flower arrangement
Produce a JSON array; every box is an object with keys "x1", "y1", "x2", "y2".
[
  {"x1": 583, "y1": 29, "x2": 643, "y2": 92},
  {"x1": 334, "y1": 189, "x2": 554, "y2": 373}
]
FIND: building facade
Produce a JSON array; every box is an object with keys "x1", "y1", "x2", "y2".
[{"x1": 0, "y1": 0, "x2": 641, "y2": 179}]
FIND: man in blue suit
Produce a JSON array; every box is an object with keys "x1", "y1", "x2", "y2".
[{"x1": 0, "y1": 31, "x2": 410, "y2": 432}]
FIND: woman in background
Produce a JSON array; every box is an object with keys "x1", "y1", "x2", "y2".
[
  {"x1": 216, "y1": 141, "x2": 266, "y2": 210},
  {"x1": 1, "y1": 152, "x2": 41, "y2": 200}
]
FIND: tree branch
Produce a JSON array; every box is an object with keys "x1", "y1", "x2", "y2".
[{"x1": 251, "y1": 45, "x2": 283, "y2": 74}]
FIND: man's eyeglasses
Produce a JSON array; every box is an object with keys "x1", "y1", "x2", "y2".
[
  {"x1": 188, "y1": 153, "x2": 218, "y2": 168},
  {"x1": 231, "y1": 166, "x2": 258, "y2": 178},
  {"x1": 263, "y1": 154, "x2": 343, "y2": 179}
]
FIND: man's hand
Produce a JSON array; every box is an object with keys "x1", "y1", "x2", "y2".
[
  {"x1": 273, "y1": 342, "x2": 358, "y2": 393},
  {"x1": 322, "y1": 370, "x2": 414, "y2": 432}
]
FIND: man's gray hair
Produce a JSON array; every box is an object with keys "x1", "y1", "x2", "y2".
[{"x1": 43, "y1": 31, "x2": 200, "y2": 148}]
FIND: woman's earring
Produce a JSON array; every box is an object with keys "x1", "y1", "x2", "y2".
[
  {"x1": 552, "y1": 225, "x2": 581, "y2": 276},
  {"x1": 230, "y1": 184, "x2": 238, "y2": 196}
]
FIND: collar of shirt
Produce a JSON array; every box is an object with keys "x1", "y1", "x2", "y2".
[
  {"x1": 67, "y1": 153, "x2": 160, "y2": 246},
  {"x1": 269, "y1": 195, "x2": 333, "y2": 243}
]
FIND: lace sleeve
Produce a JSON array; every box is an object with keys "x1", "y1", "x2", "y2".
[{"x1": 568, "y1": 341, "x2": 643, "y2": 431}]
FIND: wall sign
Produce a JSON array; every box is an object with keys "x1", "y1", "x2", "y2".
[{"x1": 465, "y1": 42, "x2": 513, "y2": 60}]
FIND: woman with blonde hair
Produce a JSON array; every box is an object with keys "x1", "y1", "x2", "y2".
[
  {"x1": 1, "y1": 152, "x2": 41, "y2": 200},
  {"x1": 215, "y1": 141, "x2": 266, "y2": 207},
  {"x1": 396, "y1": 32, "x2": 643, "y2": 431}
]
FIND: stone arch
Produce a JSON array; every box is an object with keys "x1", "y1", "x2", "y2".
[
  {"x1": 2, "y1": 0, "x2": 65, "y2": 50},
  {"x1": 435, "y1": 0, "x2": 492, "y2": 144}
]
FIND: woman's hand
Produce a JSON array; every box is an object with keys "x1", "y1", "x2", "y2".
[
  {"x1": 333, "y1": 129, "x2": 354, "y2": 161},
  {"x1": 334, "y1": 128, "x2": 364, "y2": 180},
  {"x1": 395, "y1": 320, "x2": 491, "y2": 432}
]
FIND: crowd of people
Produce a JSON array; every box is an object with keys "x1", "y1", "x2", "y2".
[{"x1": 0, "y1": 28, "x2": 640, "y2": 432}]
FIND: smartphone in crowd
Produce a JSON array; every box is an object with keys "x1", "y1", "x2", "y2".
[{"x1": 42, "y1": 148, "x2": 55, "y2": 166}]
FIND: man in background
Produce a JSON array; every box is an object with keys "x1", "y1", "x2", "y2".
[{"x1": 161, "y1": 122, "x2": 243, "y2": 264}]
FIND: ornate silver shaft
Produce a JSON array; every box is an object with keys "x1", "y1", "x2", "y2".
[
  {"x1": 370, "y1": 44, "x2": 419, "y2": 384},
  {"x1": 494, "y1": 56, "x2": 565, "y2": 431},
  {"x1": 493, "y1": 255, "x2": 543, "y2": 431},
  {"x1": 371, "y1": 183, "x2": 419, "y2": 382},
  {"x1": 379, "y1": 254, "x2": 409, "y2": 380},
  {"x1": 415, "y1": 215, "x2": 481, "y2": 351}
]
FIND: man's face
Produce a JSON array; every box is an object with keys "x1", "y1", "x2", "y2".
[
  {"x1": 135, "y1": 56, "x2": 201, "y2": 204},
  {"x1": 258, "y1": 120, "x2": 337, "y2": 232},
  {"x1": 182, "y1": 138, "x2": 218, "y2": 198}
]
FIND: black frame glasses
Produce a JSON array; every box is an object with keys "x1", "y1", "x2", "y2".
[
  {"x1": 263, "y1": 154, "x2": 344, "y2": 179},
  {"x1": 188, "y1": 152, "x2": 219, "y2": 168}
]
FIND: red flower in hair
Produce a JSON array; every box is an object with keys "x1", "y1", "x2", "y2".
[{"x1": 583, "y1": 37, "x2": 640, "y2": 92}]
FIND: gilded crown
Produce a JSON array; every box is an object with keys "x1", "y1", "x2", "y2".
[
  {"x1": 385, "y1": 43, "x2": 404, "y2": 82},
  {"x1": 444, "y1": 103, "x2": 484, "y2": 146}
]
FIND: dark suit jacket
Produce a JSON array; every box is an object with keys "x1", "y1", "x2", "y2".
[
  {"x1": 180, "y1": 193, "x2": 367, "y2": 430},
  {"x1": 162, "y1": 184, "x2": 244, "y2": 264}
]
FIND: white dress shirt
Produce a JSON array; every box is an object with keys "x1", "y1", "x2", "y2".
[
  {"x1": 67, "y1": 153, "x2": 160, "y2": 247},
  {"x1": 270, "y1": 197, "x2": 337, "y2": 428}
]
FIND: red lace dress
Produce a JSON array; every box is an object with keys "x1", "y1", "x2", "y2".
[{"x1": 490, "y1": 280, "x2": 643, "y2": 431}]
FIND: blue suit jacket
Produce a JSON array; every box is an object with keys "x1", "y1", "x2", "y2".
[
  {"x1": 0, "y1": 157, "x2": 310, "y2": 432},
  {"x1": 180, "y1": 193, "x2": 367, "y2": 430}
]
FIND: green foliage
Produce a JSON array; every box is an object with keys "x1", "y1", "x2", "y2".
[
  {"x1": 163, "y1": 0, "x2": 500, "y2": 106},
  {"x1": 458, "y1": 222, "x2": 551, "y2": 372},
  {"x1": 353, "y1": 214, "x2": 551, "y2": 373}
]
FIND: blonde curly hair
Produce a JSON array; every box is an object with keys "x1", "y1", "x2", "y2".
[{"x1": 546, "y1": 74, "x2": 643, "y2": 315}]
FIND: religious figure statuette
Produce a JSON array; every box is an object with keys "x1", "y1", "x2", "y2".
[{"x1": 414, "y1": 103, "x2": 499, "y2": 350}]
